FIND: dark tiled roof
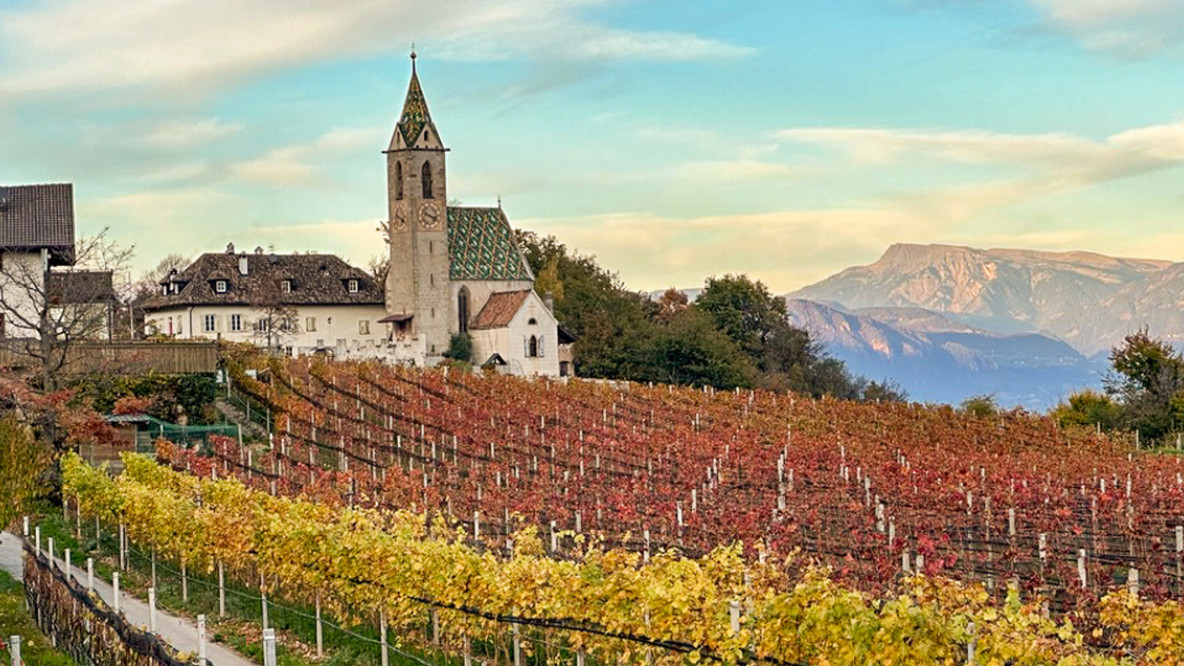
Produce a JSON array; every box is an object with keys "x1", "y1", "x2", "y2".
[
  {"x1": 447, "y1": 207, "x2": 534, "y2": 281},
  {"x1": 48, "y1": 270, "x2": 116, "y2": 304},
  {"x1": 470, "y1": 290, "x2": 531, "y2": 330},
  {"x1": 0, "y1": 183, "x2": 75, "y2": 264},
  {"x1": 141, "y1": 251, "x2": 383, "y2": 310}
]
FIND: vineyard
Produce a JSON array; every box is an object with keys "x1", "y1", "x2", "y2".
[
  {"x1": 65, "y1": 356, "x2": 1184, "y2": 662},
  {"x1": 213, "y1": 358, "x2": 1184, "y2": 606}
]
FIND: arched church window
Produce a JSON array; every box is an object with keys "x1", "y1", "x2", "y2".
[
  {"x1": 395, "y1": 161, "x2": 404, "y2": 200},
  {"x1": 528, "y1": 335, "x2": 539, "y2": 358},
  {"x1": 458, "y1": 287, "x2": 470, "y2": 333},
  {"x1": 422, "y1": 161, "x2": 433, "y2": 199}
]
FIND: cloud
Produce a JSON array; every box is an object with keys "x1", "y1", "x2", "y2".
[
  {"x1": 1027, "y1": 0, "x2": 1184, "y2": 54},
  {"x1": 778, "y1": 121, "x2": 1184, "y2": 210},
  {"x1": 0, "y1": 0, "x2": 751, "y2": 104},
  {"x1": 674, "y1": 158, "x2": 797, "y2": 182},
  {"x1": 229, "y1": 128, "x2": 380, "y2": 187},
  {"x1": 520, "y1": 207, "x2": 938, "y2": 292},
  {"x1": 142, "y1": 118, "x2": 244, "y2": 148}
]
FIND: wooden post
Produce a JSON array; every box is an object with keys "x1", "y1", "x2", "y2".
[
  {"x1": 218, "y1": 562, "x2": 226, "y2": 618},
  {"x1": 463, "y1": 635, "x2": 472, "y2": 666},
  {"x1": 729, "y1": 601, "x2": 741, "y2": 635},
  {"x1": 181, "y1": 560, "x2": 189, "y2": 602},
  {"x1": 33, "y1": 527, "x2": 39, "y2": 556},
  {"x1": 380, "y1": 611, "x2": 389, "y2": 666},
  {"x1": 86, "y1": 558, "x2": 94, "y2": 593},
  {"x1": 8, "y1": 635, "x2": 20, "y2": 666},
  {"x1": 262, "y1": 628, "x2": 277, "y2": 666},
  {"x1": 148, "y1": 587, "x2": 157, "y2": 633},
  {"x1": 198, "y1": 615, "x2": 207, "y2": 665},
  {"x1": 112, "y1": 572, "x2": 121, "y2": 614},
  {"x1": 1078, "y1": 549, "x2": 1087, "y2": 589},
  {"x1": 315, "y1": 593, "x2": 324, "y2": 658},
  {"x1": 151, "y1": 548, "x2": 157, "y2": 588},
  {"x1": 966, "y1": 621, "x2": 976, "y2": 665},
  {"x1": 118, "y1": 523, "x2": 126, "y2": 570},
  {"x1": 47, "y1": 538, "x2": 54, "y2": 569},
  {"x1": 261, "y1": 574, "x2": 269, "y2": 630},
  {"x1": 512, "y1": 623, "x2": 521, "y2": 666}
]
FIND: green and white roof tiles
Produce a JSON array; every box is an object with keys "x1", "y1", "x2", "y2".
[{"x1": 447, "y1": 207, "x2": 535, "y2": 282}]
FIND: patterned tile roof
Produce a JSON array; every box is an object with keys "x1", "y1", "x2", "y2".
[
  {"x1": 470, "y1": 290, "x2": 531, "y2": 330},
  {"x1": 0, "y1": 183, "x2": 75, "y2": 265},
  {"x1": 447, "y1": 207, "x2": 535, "y2": 281},
  {"x1": 395, "y1": 67, "x2": 432, "y2": 148}
]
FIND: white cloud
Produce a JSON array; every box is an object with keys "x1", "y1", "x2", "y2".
[
  {"x1": 778, "y1": 121, "x2": 1184, "y2": 206},
  {"x1": 230, "y1": 128, "x2": 379, "y2": 187},
  {"x1": 142, "y1": 118, "x2": 244, "y2": 148},
  {"x1": 674, "y1": 158, "x2": 796, "y2": 182},
  {"x1": 520, "y1": 207, "x2": 937, "y2": 292},
  {"x1": 1028, "y1": 0, "x2": 1184, "y2": 54},
  {"x1": 0, "y1": 0, "x2": 751, "y2": 104}
]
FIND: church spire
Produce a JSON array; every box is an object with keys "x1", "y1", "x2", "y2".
[{"x1": 390, "y1": 50, "x2": 443, "y2": 151}]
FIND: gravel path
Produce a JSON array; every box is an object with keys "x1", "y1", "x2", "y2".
[{"x1": 0, "y1": 531, "x2": 256, "y2": 666}]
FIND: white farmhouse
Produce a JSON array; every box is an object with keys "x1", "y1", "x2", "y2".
[
  {"x1": 141, "y1": 246, "x2": 401, "y2": 359},
  {"x1": 0, "y1": 183, "x2": 77, "y2": 339}
]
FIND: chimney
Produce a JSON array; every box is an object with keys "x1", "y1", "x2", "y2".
[
  {"x1": 238, "y1": 254, "x2": 249, "y2": 276},
  {"x1": 226, "y1": 242, "x2": 235, "y2": 254},
  {"x1": 543, "y1": 292, "x2": 554, "y2": 312}
]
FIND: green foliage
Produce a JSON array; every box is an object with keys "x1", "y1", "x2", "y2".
[
  {"x1": 0, "y1": 416, "x2": 50, "y2": 531},
  {"x1": 443, "y1": 332, "x2": 474, "y2": 364},
  {"x1": 515, "y1": 233, "x2": 905, "y2": 401},
  {"x1": 1104, "y1": 328, "x2": 1184, "y2": 444},
  {"x1": 646, "y1": 308, "x2": 755, "y2": 389},
  {"x1": 1053, "y1": 389, "x2": 1121, "y2": 431},
  {"x1": 960, "y1": 395, "x2": 1000, "y2": 418},
  {"x1": 71, "y1": 373, "x2": 219, "y2": 424}
]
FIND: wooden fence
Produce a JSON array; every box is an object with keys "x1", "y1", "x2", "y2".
[{"x1": 0, "y1": 340, "x2": 219, "y2": 375}]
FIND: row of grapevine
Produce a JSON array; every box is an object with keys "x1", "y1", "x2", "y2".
[
  {"x1": 64, "y1": 451, "x2": 1184, "y2": 664},
  {"x1": 214, "y1": 358, "x2": 1184, "y2": 607}
]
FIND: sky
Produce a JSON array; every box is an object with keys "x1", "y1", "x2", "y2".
[{"x1": 4, "y1": 0, "x2": 1184, "y2": 294}]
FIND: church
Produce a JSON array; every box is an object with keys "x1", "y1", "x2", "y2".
[{"x1": 380, "y1": 55, "x2": 572, "y2": 377}]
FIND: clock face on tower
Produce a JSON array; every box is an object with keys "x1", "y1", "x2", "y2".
[
  {"x1": 419, "y1": 202, "x2": 441, "y2": 229},
  {"x1": 393, "y1": 209, "x2": 407, "y2": 231}
]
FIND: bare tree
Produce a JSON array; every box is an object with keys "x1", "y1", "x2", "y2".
[
  {"x1": 250, "y1": 281, "x2": 300, "y2": 351},
  {"x1": 0, "y1": 229, "x2": 133, "y2": 391}
]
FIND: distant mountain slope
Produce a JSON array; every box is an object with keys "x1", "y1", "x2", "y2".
[
  {"x1": 789, "y1": 243, "x2": 1173, "y2": 355},
  {"x1": 785, "y1": 299, "x2": 1105, "y2": 409}
]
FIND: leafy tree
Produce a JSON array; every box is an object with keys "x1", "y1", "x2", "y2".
[
  {"x1": 645, "y1": 308, "x2": 754, "y2": 389},
  {"x1": 860, "y1": 379, "x2": 909, "y2": 404},
  {"x1": 0, "y1": 415, "x2": 50, "y2": 529},
  {"x1": 516, "y1": 232, "x2": 657, "y2": 380},
  {"x1": 697, "y1": 274, "x2": 867, "y2": 398},
  {"x1": 1053, "y1": 390, "x2": 1121, "y2": 432},
  {"x1": 444, "y1": 332, "x2": 474, "y2": 364},
  {"x1": 1105, "y1": 329, "x2": 1184, "y2": 443},
  {"x1": 960, "y1": 395, "x2": 1000, "y2": 418}
]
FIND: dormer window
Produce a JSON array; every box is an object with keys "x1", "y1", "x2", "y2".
[
  {"x1": 347, "y1": 279, "x2": 359, "y2": 293},
  {"x1": 215, "y1": 280, "x2": 228, "y2": 294},
  {"x1": 161, "y1": 285, "x2": 168, "y2": 296},
  {"x1": 280, "y1": 280, "x2": 292, "y2": 293},
  {"x1": 169, "y1": 282, "x2": 179, "y2": 294}
]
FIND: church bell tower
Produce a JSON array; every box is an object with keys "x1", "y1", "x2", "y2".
[{"x1": 386, "y1": 52, "x2": 452, "y2": 359}]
